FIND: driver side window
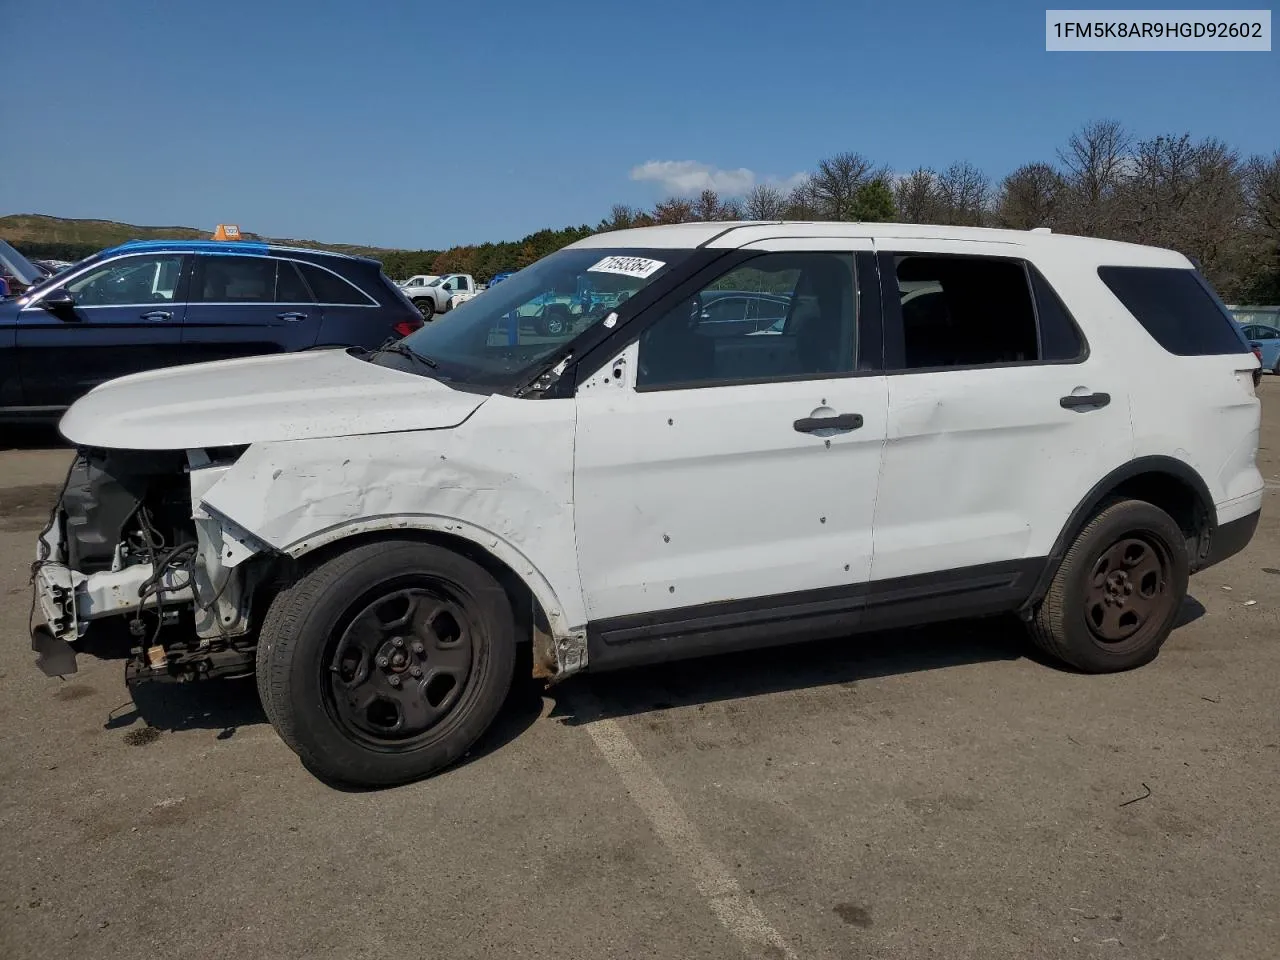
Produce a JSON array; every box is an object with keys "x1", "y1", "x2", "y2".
[
  {"x1": 66, "y1": 255, "x2": 184, "y2": 307},
  {"x1": 636, "y1": 252, "x2": 858, "y2": 390}
]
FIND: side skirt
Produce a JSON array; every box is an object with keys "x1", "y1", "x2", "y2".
[{"x1": 585, "y1": 558, "x2": 1045, "y2": 672}]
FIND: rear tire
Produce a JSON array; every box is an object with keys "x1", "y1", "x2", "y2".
[
  {"x1": 257, "y1": 539, "x2": 516, "y2": 786},
  {"x1": 413, "y1": 297, "x2": 435, "y2": 321},
  {"x1": 1029, "y1": 499, "x2": 1188, "y2": 673}
]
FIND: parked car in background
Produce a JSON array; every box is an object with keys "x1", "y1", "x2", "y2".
[
  {"x1": 0, "y1": 239, "x2": 423, "y2": 422},
  {"x1": 32, "y1": 258, "x2": 76, "y2": 277},
  {"x1": 402, "y1": 272, "x2": 477, "y2": 320},
  {"x1": 0, "y1": 238, "x2": 46, "y2": 296},
  {"x1": 1240, "y1": 323, "x2": 1280, "y2": 374},
  {"x1": 489, "y1": 271, "x2": 514, "y2": 288},
  {"x1": 399, "y1": 274, "x2": 438, "y2": 288}
]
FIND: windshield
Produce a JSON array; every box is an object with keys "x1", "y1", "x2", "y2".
[
  {"x1": 0, "y1": 239, "x2": 44, "y2": 288},
  {"x1": 428, "y1": 277, "x2": 446, "y2": 287},
  {"x1": 393, "y1": 247, "x2": 689, "y2": 387}
]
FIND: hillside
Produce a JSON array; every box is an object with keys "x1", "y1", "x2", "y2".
[{"x1": 0, "y1": 213, "x2": 402, "y2": 258}]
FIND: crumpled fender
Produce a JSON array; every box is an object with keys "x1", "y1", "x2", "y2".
[{"x1": 199, "y1": 395, "x2": 586, "y2": 635}]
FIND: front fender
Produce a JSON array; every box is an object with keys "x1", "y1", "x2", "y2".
[{"x1": 198, "y1": 395, "x2": 586, "y2": 635}]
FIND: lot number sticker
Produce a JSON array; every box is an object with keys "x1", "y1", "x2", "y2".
[{"x1": 587, "y1": 256, "x2": 666, "y2": 279}]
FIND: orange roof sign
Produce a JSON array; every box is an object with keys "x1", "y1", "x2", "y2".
[{"x1": 212, "y1": 224, "x2": 242, "y2": 241}]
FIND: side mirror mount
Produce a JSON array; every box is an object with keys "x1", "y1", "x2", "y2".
[{"x1": 41, "y1": 288, "x2": 77, "y2": 315}]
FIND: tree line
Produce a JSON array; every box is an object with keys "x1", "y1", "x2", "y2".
[
  {"x1": 389, "y1": 120, "x2": 1275, "y2": 303},
  {"x1": 14, "y1": 120, "x2": 1277, "y2": 303}
]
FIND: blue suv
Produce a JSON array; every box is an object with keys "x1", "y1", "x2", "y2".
[{"x1": 0, "y1": 240, "x2": 424, "y2": 422}]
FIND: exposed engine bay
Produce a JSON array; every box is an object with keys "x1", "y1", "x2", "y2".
[{"x1": 32, "y1": 446, "x2": 275, "y2": 684}]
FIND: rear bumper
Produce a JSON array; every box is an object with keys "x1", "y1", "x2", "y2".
[{"x1": 1197, "y1": 509, "x2": 1260, "y2": 572}]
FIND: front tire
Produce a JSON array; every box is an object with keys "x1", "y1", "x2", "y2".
[
  {"x1": 257, "y1": 540, "x2": 516, "y2": 786},
  {"x1": 1029, "y1": 499, "x2": 1188, "y2": 673},
  {"x1": 413, "y1": 297, "x2": 435, "y2": 321}
]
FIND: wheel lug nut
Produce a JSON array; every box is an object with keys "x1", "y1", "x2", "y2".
[
  {"x1": 376, "y1": 656, "x2": 390, "y2": 668},
  {"x1": 392, "y1": 637, "x2": 405, "y2": 649},
  {"x1": 388, "y1": 674, "x2": 401, "y2": 687},
  {"x1": 412, "y1": 642, "x2": 425, "y2": 655},
  {"x1": 410, "y1": 665, "x2": 423, "y2": 678}
]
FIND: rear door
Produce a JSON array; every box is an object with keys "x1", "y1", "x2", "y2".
[
  {"x1": 291, "y1": 259, "x2": 384, "y2": 347},
  {"x1": 870, "y1": 239, "x2": 1133, "y2": 584},
  {"x1": 181, "y1": 254, "x2": 322, "y2": 362},
  {"x1": 16, "y1": 252, "x2": 189, "y2": 407}
]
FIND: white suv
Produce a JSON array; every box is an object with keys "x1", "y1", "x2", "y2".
[{"x1": 32, "y1": 222, "x2": 1263, "y2": 786}]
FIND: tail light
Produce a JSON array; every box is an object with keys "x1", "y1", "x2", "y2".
[
  {"x1": 1250, "y1": 347, "x2": 1263, "y2": 388},
  {"x1": 393, "y1": 317, "x2": 423, "y2": 338}
]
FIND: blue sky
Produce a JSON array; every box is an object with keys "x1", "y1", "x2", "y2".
[{"x1": 2, "y1": 0, "x2": 1276, "y2": 250}]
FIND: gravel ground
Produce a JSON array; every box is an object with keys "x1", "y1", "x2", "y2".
[{"x1": 1, "y1": 380, "x2": 1277, "y2": 960}]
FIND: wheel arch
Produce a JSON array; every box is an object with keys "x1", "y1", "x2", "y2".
[
  {"x1": 1022, "y1": 456, "x2": 1216, "y2": 614},
  {"x1": 277, "y1": 517, "x2": 581, "y2": 675}
]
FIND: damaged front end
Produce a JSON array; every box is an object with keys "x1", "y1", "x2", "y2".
[{"x1": 31, "y1": 446, "x2": 276, "y2": 684}]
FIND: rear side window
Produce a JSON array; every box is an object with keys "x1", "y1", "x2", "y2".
[
  {"x1": 298, "y1": 262, "x2": 375, "y2": 305},
  {"x1": 195, "y1": 256, "x2": 314, "y2": 304},
  {"x1": 1098, "y1": 266, "x2": 1248, "y2": 356},
  {"x1": 891, "y1": 255, "x2": 1039, "y2": 368}
]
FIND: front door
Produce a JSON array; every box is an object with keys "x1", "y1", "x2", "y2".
[
  {"x1": 17, "y1": 253, "x2": 189, "y2": 408},
  {"x1": 181, "y1": 254, "x2": 322, "y2": 362},
  {"x1": 573, "y1": 242, "x2": 888, "y2": 663}
]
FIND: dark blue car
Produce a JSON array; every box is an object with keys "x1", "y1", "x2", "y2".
[{"x1": 0, "y1": 239, "x2": 424, "y2": 422}]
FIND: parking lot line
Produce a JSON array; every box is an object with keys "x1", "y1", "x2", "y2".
[{"x1": 571, "y1": 688, "x2": 799, "y2": 960}]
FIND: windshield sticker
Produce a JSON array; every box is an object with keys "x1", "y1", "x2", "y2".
[
  {"x1": 587, "y1": 256, "x2": 665, "y2": 279},
  {"x1": 603, "y1": 312, "x2": 618, "y2": 328}
]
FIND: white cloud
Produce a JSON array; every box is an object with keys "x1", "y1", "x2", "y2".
[{"x1": 629, "y1": 160, "x2": 813, "y2": 198}]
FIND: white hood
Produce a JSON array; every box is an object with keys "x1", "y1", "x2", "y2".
[{"x1": 59, "y1": 349, "x2": 489, "y2": 450}]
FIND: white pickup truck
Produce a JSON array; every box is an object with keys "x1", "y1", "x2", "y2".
[{"x1": 401, "y1": 273, "x2": 477, "y2": 320}]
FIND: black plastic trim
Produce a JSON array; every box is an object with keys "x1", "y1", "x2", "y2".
[
  {"x1": 1020, "y1": 455, "x2": 1216, "y2": 614},
  {"x1": 586, "y1": 558, "x2": 1043, "y2": 672},
  {"x1": 1198, "y1": 509, "x2": 1260, "y2": 571}
]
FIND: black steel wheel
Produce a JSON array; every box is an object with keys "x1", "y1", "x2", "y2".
[
  {"x1": 413, "y1": 297, "x2": 435, "y2": 321},
  {"x1": 257, "y1": 539, "x2": 515, "y2": 786},
  {"x1": 327, "y1": 587, "x2": 477, "y2": 745},
  {"x1": 1029, "y1": 498, "x2": 1188, "y2": 673}
]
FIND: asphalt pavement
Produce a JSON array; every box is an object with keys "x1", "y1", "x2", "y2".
[{"x1": 2, "y1": 382, "x2": 1277, "y2": 960}]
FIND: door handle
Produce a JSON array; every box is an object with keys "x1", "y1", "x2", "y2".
[
  {"x1": 140, "y1": 310, "x2": 172, "y2": 322},
  {"x1": 793, "y1": 413, "x2": 864, "y2": 433},
  {"x1": 277, "y1": 311, "x2": 308, "y2": 322},
  {"x1": 1059, "y1": 392, "x2": 1111, "y2": 410}
]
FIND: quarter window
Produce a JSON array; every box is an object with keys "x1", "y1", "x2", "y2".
[
  {"x1": 297, "y1": 262, "x2": 372, "y2": 305},
  {"x1": 636, "y1": 252, "x2": 858, "y2": 389},
  {"x1": 66, "y1": 255, "x2": 183, "y2": 306},
  {"x1": 1098, "y1": 266, "x2": 1248, "y2": 356}
]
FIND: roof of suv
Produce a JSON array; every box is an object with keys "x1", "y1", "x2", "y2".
[
  {"x1": 566, "y1": 221, "x2": 1190, "y2": 268},
  {"x1": 102, "y1": 239, "x2": 378, "y2": 265}
]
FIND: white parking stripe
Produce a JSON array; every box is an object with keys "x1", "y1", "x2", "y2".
[{"x1": 572, "y1": 690, "x2": 799, "y2": 960}]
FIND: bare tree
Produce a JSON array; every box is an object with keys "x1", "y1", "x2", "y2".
[
  {"x1": 1242, "y1": 152, "x2": 1280, "y2": 300},
  {"x1": 652, "y1": 197, "x2": 696, "y2": 224},
  {"x1": 693, "y1": 189, "x2": 723, "y2": 221},
  {"x1": 599, "y1": 204, "x2": 639, "y2": 231},
  {"x1": 894, "y1": 168, "x2": 941, "y2": 223},
  {"x1": 718, "y1": 197, "x2": 744, "y2": 220},
  {"x1": 811, "y1": 152, "x2": 879, "y2": 220},
  {"x1": 1058, "y1": 119, "x2": 1131, "y2": 235},
  {"x1": 995, "y1": 162, "x2": 1065, "y2": 229},
  {"x1": 784, "y1": 176, "x2": 821, "y2": 219},
  {"x1": 743, "y1": 183, "x2": 785, "y2": 220},
  {"x1": 935, "y1": 162, "x2": 990, "y2": 226}
]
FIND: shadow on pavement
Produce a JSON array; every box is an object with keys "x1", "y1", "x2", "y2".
[
  {"x1": 109, "y1": 676, "x2": 267, "y2": 739},
  {"x1": 550, "y1": 614, "x2": 1032, "y2": 725}
]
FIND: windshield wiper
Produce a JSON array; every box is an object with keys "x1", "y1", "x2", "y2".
[{"x1": 375, "y1": 338, "x2": 439, "y2": 369}]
